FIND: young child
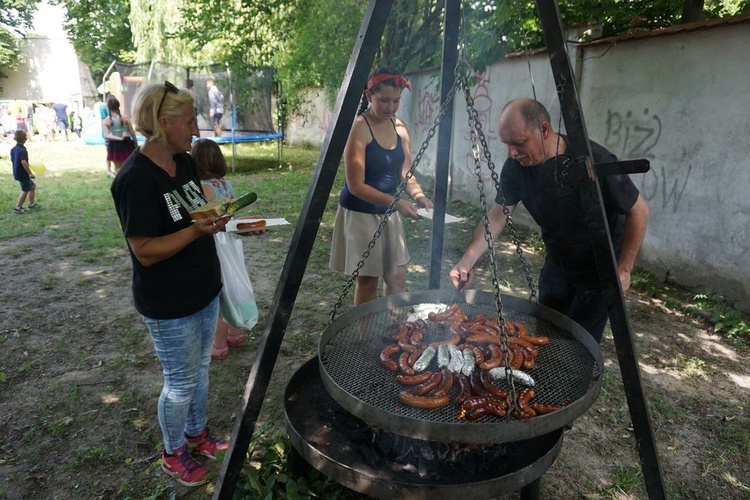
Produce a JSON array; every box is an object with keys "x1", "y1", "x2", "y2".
[
  {"x1": 10, "y1": 130, "x2": 38, "y2": 214},
  {"x1": 191, "y1": 138, "x2": 254, "y2": 360}
]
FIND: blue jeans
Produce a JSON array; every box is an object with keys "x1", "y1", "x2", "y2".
[
  {"x1": 143, "y1": 294, "x2": 219, "y2": 453},
  {"x1": 538, "y1": 254, "x2": 609, "y2": 343}
]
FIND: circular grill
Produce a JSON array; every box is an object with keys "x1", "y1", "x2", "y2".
[{"x1": 319, "y1": 289, "x2": 603, "y2": 444}]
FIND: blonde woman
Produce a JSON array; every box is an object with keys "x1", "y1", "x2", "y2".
[{"x1": 110, "y1": 82, "x2": 229, "y2": 487}]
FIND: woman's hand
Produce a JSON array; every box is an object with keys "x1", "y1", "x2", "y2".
[
  {"x1": 395, "y1": 199, "x2": 420, "y2": 219},
  {"x1": 194, "y1": 216, "x2": 230, "y2": 236},
  {"x1": 414, "y1": 194, "x2": 433, "y2": 211}
]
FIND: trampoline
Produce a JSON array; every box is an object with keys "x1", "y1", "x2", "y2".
[{"x1": 94, "y1": 61, "x2": 284, "y2": 170}]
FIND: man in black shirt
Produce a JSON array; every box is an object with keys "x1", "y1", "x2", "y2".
[{"x1": 450, "y1": 98, "x2": 649, "y2": 342}]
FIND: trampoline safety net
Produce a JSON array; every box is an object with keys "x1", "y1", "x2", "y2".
[{"x1": 113, "y1": 62, "x2": 277, "y2": 136}]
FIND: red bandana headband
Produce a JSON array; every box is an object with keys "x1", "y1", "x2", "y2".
[{"x1": 366, "y1": 73, "x2": 411, "y2": 91}]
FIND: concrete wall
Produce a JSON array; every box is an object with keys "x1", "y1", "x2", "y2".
[
  {"x1": 286, "y1": 18, "x2": 750, "y2": 310},
  {"x1": 579, "y1": 22, "x2": 750, "y2": 309},
  {"x1": 286, "y1": 88, "x2": 334, "y2": 147}
]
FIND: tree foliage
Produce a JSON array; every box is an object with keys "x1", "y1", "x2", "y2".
[
  {"x1": 280, "y1": 0, "x2": 452, "y2": 109},
  {"x1": 42, "y1": 0, "x2": 750, "y2": 120},
  {"x1": 50, "y1": 0, "x2": 136, "y2": 84},
  {"x1": 177, "y1": 0, "x2": 294, "y2": 81},
  {"x1": 0, "y1": 0, "x2": 38, "y2": 86},
  {"x1": 129, "y1": 0, "x2": 204, "y2": 66},
  {"x1": 468, "y1": 0, "x2": 750, "y2": 71}
]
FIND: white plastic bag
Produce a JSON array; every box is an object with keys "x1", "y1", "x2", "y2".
[{"x1": 214, "y1": 231, "x2": 258, "y2": 329}]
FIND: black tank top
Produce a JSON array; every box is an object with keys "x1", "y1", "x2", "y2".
[{"x1": 339, "y1": 116, "x2": 405, "y2": 214}]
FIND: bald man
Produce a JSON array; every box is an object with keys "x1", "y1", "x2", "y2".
[{"x1": 450, "y1": 98, "x2": 649, "y2": 342}]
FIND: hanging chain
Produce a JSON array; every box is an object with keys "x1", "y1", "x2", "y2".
[
  {"x1": 517, "y1": 2, "x2": 538, "y2": 103},
  {"x1": 328, "y1": 75, "x2": 466, "y2": 323},
  {"x1": 461, "y1": 81, "x2": 538, "y2": 302}
]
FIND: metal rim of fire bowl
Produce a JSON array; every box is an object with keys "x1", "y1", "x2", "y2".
[{"x1": 285, "y1": 357, "x2": 566, "y2": 499}]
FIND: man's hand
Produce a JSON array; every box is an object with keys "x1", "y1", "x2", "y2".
[
  {"x1": 449, "y1": 264, "x2": 473, "y2": 290},
  {"x1": 618, "y1": 267, "x2": 632, "y2": 293}
]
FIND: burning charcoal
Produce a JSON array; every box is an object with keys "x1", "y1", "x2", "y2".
[
  {"x1": 373, "y1": 431, "x2": 396, "y2": 457},
  {"x1": 419, "y1": 444, "x2": 435, "y2": 461},
  {"x1": 402, "y1": 463, "x2": 418, "y2": 474},
  {"x1": 359, "y1": 443, "x2": 382, "y2": 469},
  {"x1": 456, "y1": 451, "x2": 480, "y2": 475},
  {"x1": 393, "y1": 435, "x2": 414, "y2": 461},
  {"x1": 436, "y1": 441, "x2": 451, "y2": 460}
]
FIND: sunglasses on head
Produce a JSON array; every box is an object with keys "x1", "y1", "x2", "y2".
[{"x1": 156, "y1": 81, "x2": 179, "y2": 116}]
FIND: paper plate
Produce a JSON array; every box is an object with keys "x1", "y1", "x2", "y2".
[{"x1": 227, "y1": 217, "x2": 291, "y2": 233}]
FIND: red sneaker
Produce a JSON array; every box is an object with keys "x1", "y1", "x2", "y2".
[
  {"x1": 162, "y1": 444, "x2": 208, "y2": 486},
  {"x1": 186, "y1": 428, "x2": 228, "y2": 460}
]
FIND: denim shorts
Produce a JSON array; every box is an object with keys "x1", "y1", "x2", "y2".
[{"x1": 19, "y1": 178, "x2": 35, "y2": 192}]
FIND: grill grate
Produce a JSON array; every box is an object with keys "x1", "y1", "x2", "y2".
[{"x1": 319, "y1": 290, "x2": 603, "y2": 443}]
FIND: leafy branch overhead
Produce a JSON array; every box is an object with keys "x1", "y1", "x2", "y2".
[
  {"x1": 50, "y1": 0, "x2": 136, "y2": 83},
  {"x1": 0, "y1": 0, "x2": 37, "y2": 86},
  {"x1": 28, "y1": 0, "x2": 750, "y2": 111}
]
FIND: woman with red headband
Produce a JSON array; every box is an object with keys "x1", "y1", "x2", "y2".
[{"x1": 330, "y1": 67, "x2": 433, "y2": 305}]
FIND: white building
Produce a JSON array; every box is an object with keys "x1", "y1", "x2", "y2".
[{"x1": 0, "y1": 2, "x2": 97, "y2": 110}]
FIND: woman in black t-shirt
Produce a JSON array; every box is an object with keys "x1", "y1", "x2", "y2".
[{"x1": 111, "y1": 82, "x2": 230, "y2": 487}]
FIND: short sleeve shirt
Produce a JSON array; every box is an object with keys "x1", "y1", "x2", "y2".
[
  {"x1": 497, "y1": 137, "x2": 639, "y2": 270},
  {"x1": 111, "y1": 150, "x2": 222, "y2": 319},
  {"x1": 10, "y1": 144, "x2": 29, "y2": 181}
]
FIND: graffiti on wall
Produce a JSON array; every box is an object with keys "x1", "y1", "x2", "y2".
[
  {"x1": 603, "y1": 107, "x2": 661, "y2": 159},
  {"x1": 639, "y1": 162, "x2": 693, "y2": 213},
  {"x1": 416, "y1": 88, "x2": 440, "y2": 135},
  {"x1": 461, "y1": 69, "x2": 498, "y2": 188},
  {"x1": 603, "y1": 107, "x2": 689, "y2": 212},
  {"x1": 289, "y1": 95, "x2": 331, "y2": 137}
]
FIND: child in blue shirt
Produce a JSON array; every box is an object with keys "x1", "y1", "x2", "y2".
[{"x1": 10, "y1": 130, "x2": 38, "y2": 214}]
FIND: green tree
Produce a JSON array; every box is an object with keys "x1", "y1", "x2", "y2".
[
  {"x1": 470, "y1": 0, "x2": 750, "y2": 71},
  {"x1": 129, "y1": 0, "x2": 204, "y2": 66},
  {"x1": 0, "y1": 0, "x2": 38, "y2": 89},
  {"x1": 280, "y1": 0, "x2": 452, "y2": 110},
  {"x1": 178, "y1": 0, "x2": 295, "y2": 74},
  {"x1": 50, "y1": 0, "x2": 135, "y2": 84},
  {"x1": 74, "y1": 0, "x2": 748, "y2": 119}
]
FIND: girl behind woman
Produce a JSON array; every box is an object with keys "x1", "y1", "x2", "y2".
[
  {"x1": 329, "y1": 67, "x2": 433, "y2": 305},
  {"x1": 103, "y1": 95, "x2": 138, "y2": 173},
  {"x1": 191, "y1": 138, "x2": 256, "y2": 360}
]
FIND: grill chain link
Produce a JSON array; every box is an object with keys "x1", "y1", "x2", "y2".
[
  {"x1": 461, "y1": 75, "x2": 543, "y2": 406},
  {"x1": 327, "y1": 69, "x2": 542, "y2": 412}
]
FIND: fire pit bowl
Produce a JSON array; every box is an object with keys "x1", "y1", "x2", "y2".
[{"x1": 285, "y1": 357, "x2": 565, "y2": 499}]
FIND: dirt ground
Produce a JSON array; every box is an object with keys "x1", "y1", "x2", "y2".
[{"x1": 1, "y1": 161, "x2": 749, "y2": 499}]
